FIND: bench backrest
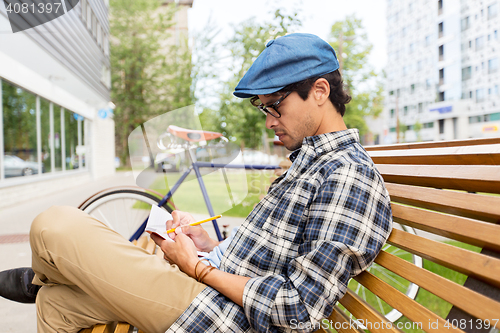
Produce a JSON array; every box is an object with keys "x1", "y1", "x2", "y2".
[{"x1": 319, "y1": 138, "x2": 500, "y2": 333}]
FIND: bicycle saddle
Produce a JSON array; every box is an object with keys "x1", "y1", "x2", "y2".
[{"x1": 167, "y1": 125, "x2": 223, "y2": 142}]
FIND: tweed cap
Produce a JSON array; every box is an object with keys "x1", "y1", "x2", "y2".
[{"x1": 233, "y1": 33, "x2": 339, "y2": 98}]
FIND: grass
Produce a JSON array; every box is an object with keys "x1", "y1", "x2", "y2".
[
  {"x1": 334, "y1": 241, "x2": 481, "y2": 333},
  {"x1": 146, "y1": 169, "x2": 275, "y2": 217}
]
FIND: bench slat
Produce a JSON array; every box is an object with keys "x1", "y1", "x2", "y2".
[
  {"x1": 113, "y1": 323, "x2": 132, "y2": 332},
  {"x1": 145, "y1": 238, "x2": 156, "y2": 254},
  {"x1": 386, "y1": 183, "x2": 500, "y2": 223},
  {"x1": 88, "y1": 324, "x2": 115, "y2": 333},
  {"x1": 377, "y1": 164, "x2": 500, "y2": 194},
  {"x1": 353, "y1": 271, "x2": 465, "y2": 333},
  {"x1": 314, "y1": 305, "x2": 364, "y2": 333},
  {"x1": 338, "y1": 290, "x2": 403, "y2": 333},
  {"x1": 391, "y1": 203, "x2": 500, "y2": 251},
  {"x1": 387, "y1": 229, "x2": 500, "y2": 288},
  {"x1": 375, "y1": 251, "x2": 500, "y2": 322},
  {"x1": 365, "y1": 137, "x2": 500, "y2": 151},
  {"x1": 370, "y1": 145, "x2": 500, "y2": 165}
]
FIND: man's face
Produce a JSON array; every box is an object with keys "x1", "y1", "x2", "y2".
[{"x1": 258, "y1": 92, "x2": 320, "y2": 151}]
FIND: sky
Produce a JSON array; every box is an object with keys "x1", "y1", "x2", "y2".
[{"x1": 187, "y1": 0, "x2": 388, "y2": 71}]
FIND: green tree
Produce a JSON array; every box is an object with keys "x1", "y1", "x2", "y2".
[
  {"x1": 199, "y1": 10, "x2": 302, "y2": 149},
  {"x1": 413, "y1": 120, "x2": 423, "y2": 142},
  {"x1": 327, "y1": 15, "x2": 383, "y2": 137},
  {"x1": 110, "y1": 0, "x2": 193, "y2": 165}
]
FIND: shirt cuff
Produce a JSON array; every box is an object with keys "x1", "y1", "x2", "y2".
[{"x1": 242, "y1": 275, "x2": 285, "y2": 332}]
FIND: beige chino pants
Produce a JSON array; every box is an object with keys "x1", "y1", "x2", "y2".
[{"x1": 29, "y1": 206, "x2": 207, "y2": 333}]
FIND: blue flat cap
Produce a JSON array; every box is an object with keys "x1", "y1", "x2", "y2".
[{"x1": 233, "y1": 33, "x2": 339, "y2": 98}]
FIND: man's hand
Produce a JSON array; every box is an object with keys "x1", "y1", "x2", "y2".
[
  {"x1": 150, "y1": 231, "x2": 199, "y2": 278},
  {"x1": 166, "y1": 210, "x2": 219, "y2": 252}
]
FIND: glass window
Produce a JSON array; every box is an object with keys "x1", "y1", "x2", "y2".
[
  {"x1": 489, "y1": 112, "x2": 500, "y2": 121},
  {"x1": 476, "y1": 36, "x2": 485, "y2": 51},
  {"x1": 476, "y1": 88, "x2": 486, "y2": 102},
  {"x1": 425, "y1": 35, "x2": 431, "y2": 46},
  {"x1": 65, "y1": 110, "x2": 79, "y2": 170},
  {"x1": 40, "y1": 98, "x2": 51, "y2": 173},
  {"x1": 461, "y1": 16, "x2": 470, "y2": 31},
  {"x1": 488, "y1": 3, "x2": 498, "y2": 19},
  {"x1": 462, "y1": 66, "x2": 472, "y2": 80},
  {"x1": 2, "y1": 81, "x2": 39, "y2": 178},
  {"x1": 81, "y1": 0, "x2": 87, "y2": 23},
  {"x1": 86, "y1": 8, "x2": 92, "y2": 30},
  {"x1": 469, "y1": 116, "x2": 482, "y2": 124},
  {"x1": 488, "y1": 58, "x2": 498, "y2": 74},
  {"x1": 53, "y1": 106, "x2": 63, "y2": 171}
]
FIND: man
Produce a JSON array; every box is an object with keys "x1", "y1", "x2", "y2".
[{"x1": 0, "y1": 33, "x2": 392, "y2": 333}]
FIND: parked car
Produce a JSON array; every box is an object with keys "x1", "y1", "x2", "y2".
[
  {"x1": 4, "y1": 155, "x2": 43, "y2": 177},
  {"x1": 230, "y1": 149, "x2": 282, "y2": 166}
]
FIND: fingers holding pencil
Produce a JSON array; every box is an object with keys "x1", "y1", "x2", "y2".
[
  {"x1": 165, "y1": 214, "x2": 222, "y2": 234},
  {"x1": 165, "y1": 211, "x2": 222, "y2": 252}
]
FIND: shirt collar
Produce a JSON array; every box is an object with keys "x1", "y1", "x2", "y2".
[{"x1": 289, "y1": 129, "x2": 360, "y2": 162}]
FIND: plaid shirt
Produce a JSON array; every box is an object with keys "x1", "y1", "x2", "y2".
[{"x1": 167, "y1": 129, "x2": 393, "y2": 333}]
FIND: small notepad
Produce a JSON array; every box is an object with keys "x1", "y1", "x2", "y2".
[
  {"x1": 145, "y1": 205, "x2": 173, "y2": 241},
  {"x1": 145, "y1": 205, "x2": 210, "y2": 257}
]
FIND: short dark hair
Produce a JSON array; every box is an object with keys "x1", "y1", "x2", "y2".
[{"x1": 280, "y1": 71, "x2": 351, "y2": 116}]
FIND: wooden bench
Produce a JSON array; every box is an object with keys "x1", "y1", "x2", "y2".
[{"x1": 82, "y1": 138, "x2": 500, "y2": 333}]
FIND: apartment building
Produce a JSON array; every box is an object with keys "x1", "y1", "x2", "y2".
[{"x1": 381, "y1": 0, "x2": 500, "y2": 144}]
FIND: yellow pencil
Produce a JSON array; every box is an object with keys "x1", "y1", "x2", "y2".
[{"x1": 164, "y1": 215, "x2": 222, "y2": 234}]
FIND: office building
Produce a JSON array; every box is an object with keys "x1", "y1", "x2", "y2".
[{"x1": 380, "y1": 0, "x2": 500, "y2": 144}]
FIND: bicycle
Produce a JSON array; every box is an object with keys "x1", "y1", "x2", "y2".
[{"x1": 78, "y1": 124, "x2": 421, "y2": 325}]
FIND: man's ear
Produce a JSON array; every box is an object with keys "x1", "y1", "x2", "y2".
[{"x1": 312, "y1": 78, "x2": 330, "y2": 105}]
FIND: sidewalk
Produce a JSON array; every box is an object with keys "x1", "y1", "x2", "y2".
[{"x1": 0, "y1": 171, "x2": 246, "y2": 332}]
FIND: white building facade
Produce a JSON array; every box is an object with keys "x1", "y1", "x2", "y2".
[
  {"x1": 0, "y1": 0, "x2": 115, "y2": 208},
  {"x1": 381, "y1": 0, "x2": 500, "y2": 144}
]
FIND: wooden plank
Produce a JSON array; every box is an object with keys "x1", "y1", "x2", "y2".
[
  {"x1": 79, "y1": 329, "x2": 93, "y2": 333},
  {"x1": 135, "y1": 236, "x2": 148, "y2": 250},
  {"x1": 89, "y1": 324, "x2": 114, "y2": 333},
  {"x1": 317, "y1": 305, "x2": 366, "y2": 333},
  {"x1": 353, "y1": 271, "x2": 465, "y2": 333},
  {"x1": 386, "y1": 183, "x2": 500, "y2": 223},
  {"x1": 374, "y1": 251, "x2": 500, "y2": 322},
  {"x1": 113, "y1": 323, "x2": 132, "y2": 333},
  {"x1": 387, "y1": 229, "x2": 500, "y2": 288},
  {"x1": 369, "y1": 144, "x2": 500, "y2": 165},
  {"x1": 365, "y1": 138, "x2": 500, "y2": 151},
  {"x1": 338, "y1": 290, "x2": 403, "y2": 333},
  {"x1": 391, "y1": 203, "x2": 500, "y2": 251},
  {"x1": 145, "y1": 238, "x2": 156, "y2": 254},
  {"x1": 376, "y1": 164, "x2": 500, "y2": 194}
]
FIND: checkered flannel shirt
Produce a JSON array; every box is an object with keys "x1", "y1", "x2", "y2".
[{"x1": 167, "y1": 129, "x2": 393, "y2": 333}]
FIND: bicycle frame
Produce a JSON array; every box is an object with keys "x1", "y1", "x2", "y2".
[{"x1": 130, "y1": 146, "x2": 282, "y2": 242}]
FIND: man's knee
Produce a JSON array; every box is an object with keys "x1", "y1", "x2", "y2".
[{"x1": 30, "y1": 206, "x2": 83, "y2": 248}]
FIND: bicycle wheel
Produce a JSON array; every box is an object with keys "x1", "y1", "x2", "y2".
[
  {"x1": 79, "y1": 187, "x2": 173, "y2": 241},
  {"x1": 342, "y1": 223, "x2": 422, "y2": 325}
]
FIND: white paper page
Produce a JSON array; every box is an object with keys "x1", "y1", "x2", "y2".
[
  {"x1": 146, "y1": 205, "x2": 209, "y2": 257},
  {"x1": 145, "y1": 205, "x2": 173, "y2": 241}
]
